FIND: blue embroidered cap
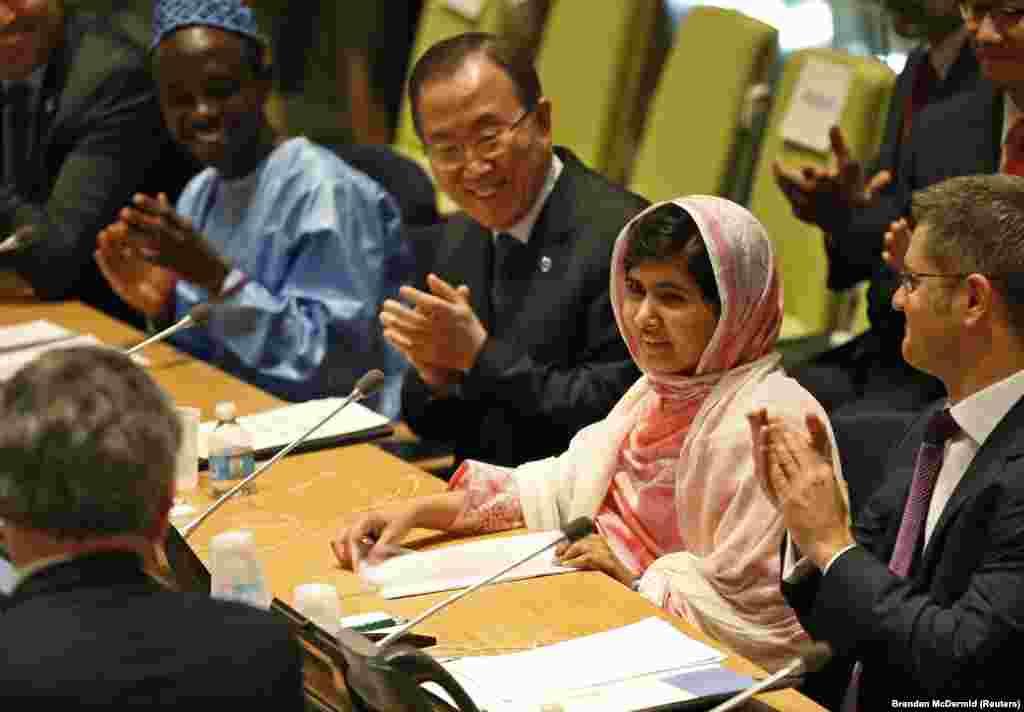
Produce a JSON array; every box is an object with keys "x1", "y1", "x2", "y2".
[{"x1": 152, "y1": 0, "x2": 266, "y2": 50}]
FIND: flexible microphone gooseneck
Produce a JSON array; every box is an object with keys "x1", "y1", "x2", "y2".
[
  {"x1": 125, "y1": 303, "x2": 213, "y2": 356},
  {"x1": 179, "y1": 369, "x2": 386, "y2": 539},
  {"x1": 376, "y1": 517, "x2": 596, "y2": 648},
  {"x1": 707, "y1": 641, "x2": 833, "y2": 712}
]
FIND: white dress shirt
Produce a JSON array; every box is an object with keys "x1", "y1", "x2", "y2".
[{"x1": 785, "y1": 368, "x2": 1024, "y2": 580}]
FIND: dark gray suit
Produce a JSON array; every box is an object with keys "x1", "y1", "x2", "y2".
[
  {"x1": 0, "y1": 551, "x2": 304, "y2": 706},
  {"x1": 793, "y1": 42, "x2": 981, "y2": 414},
  {"x1": 0, "y1": 10, "x2": 195, "y2": 323},
  {"x1": 402, "y1": 147, "x2": 646, "y2": 467},
  {"x1": 786, "y1": 399, "x2": 1024, "y2": 709}
]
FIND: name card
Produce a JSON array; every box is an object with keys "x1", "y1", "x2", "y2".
[
  {"x1": 444, "y1": 0, "x2": 485, "y2": 20},
  {"x1": 780, "y1": 57, "x2": 852, "y2": 154}
]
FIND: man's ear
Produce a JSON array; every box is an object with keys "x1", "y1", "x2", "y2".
[{"x1": 963, "y1": 273, "x2": 996, "y2": 327}]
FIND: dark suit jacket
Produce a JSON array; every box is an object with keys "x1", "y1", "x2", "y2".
[
  {"x1": 795, "y1": 47, "x2": 984, "y2": 413},
  {"x1": 785, "y1": 399, "x2": 1024, "y2": 709},
  {"x1": 402, "y1": 147, "x2": 646, "y2": 466},
  {"x1": 0, "y1": 10, "x2": 196, "y2": 323},
  {"x1": 0, "y1": 551, "x2": 304, "y2": 706},
  {"x1": 826, "y1": 40, "x2": 981, "y2": 294}
]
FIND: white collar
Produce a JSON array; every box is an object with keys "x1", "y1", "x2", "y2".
[
  {"x1": 950, "y1": 369, "x2": 1024, "y2": 447},
  {"x1": 493, "y1": 153, "x2": 563, "y2": 245}
]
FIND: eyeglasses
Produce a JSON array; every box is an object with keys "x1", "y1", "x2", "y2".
[
  {"x1": 423, "y1": 106, "x2": 535, "y2": 170},
  {"x1": 897, "y1": 270, "x2": 978, "y2": 293},
  {"x1": 958, "y1": 2, "x2": 1024, "y2": 24}
]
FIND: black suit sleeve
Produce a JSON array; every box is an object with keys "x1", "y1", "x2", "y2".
[{"x1": 0, "y1": 57, "x2": 168, "y2": 300}]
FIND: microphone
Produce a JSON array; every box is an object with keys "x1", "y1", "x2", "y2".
[
  {"x1": 179, "y1": 369, "x2": 386, "y2": 539},
  {"x1": 125, "y1": 303, "x2": 213, "y2": 356},
  {"x1": 375, "y1": 516, "x2": 596, "y2": 648},
  {"x1": 707, "y1": 641, "x2": 833, "y2": 712}
]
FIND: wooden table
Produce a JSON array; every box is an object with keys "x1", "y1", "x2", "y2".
[{"x1": 3, "y1": 301, "x2": 825, "y2": 711}]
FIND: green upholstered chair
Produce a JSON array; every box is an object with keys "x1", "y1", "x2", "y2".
[
  {"x1": 746, "y1": 47, "x2": 894, "y2": 341},
  {"x1": 628, "y1": 7, "x2": 778, "y2": 204},
  {"x1": 533, "y1": 0, "x2": 664, "y2": 183}
]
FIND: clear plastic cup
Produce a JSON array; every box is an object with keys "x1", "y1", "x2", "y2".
[{"x1": 293, "y1": 582, "x2": 343, "y2": 636}]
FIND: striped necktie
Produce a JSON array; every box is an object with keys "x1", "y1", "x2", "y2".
[{"x1": 842, "y1": 408, "x2": 960, "y2": 711}]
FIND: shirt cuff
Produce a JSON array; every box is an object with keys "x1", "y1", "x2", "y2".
[
  {"x1": 216, "y1": 269, "x2": 248, "y2": 302},
  {"x1": 822, "y1": 544, "x2": 859, "y2": 576}
]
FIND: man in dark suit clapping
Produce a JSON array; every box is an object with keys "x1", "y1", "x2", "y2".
[
  {"x1": 751, "y1": 174, "x2": 1024, "y2": 709},
  {"x1": 381, "y1": 32, "x2": 646, "y2": 469}
]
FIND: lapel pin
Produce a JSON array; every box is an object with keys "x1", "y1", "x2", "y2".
[{"x1": 539, "y1": 255, "x2": 552, "y2": 273}]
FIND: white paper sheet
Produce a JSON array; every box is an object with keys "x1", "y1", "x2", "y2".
[
  {"x1": 0, "y1": 320, "x2": 76, "y2": 353},
  {"x1": 780, "y1": 57, "x2": 852, "y2": 153},
  {"x1": 0, "y1": 334, "x2": 103, "y2": 381},
  {"x1": 361, "y1": 530, "x2": 578, "y2": 599},
  {"x1": 197, "y1": 398, "x2": 391, "y2": 460},
  {"x1": 443, "y1": 0, "x2": 484, "y2": 20},
  {"x1": 439, "y1": 617, "x2": 726, "y2": 709}
]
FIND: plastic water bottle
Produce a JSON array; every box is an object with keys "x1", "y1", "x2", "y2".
[
  {"x1": 209, "y1": 530, "x2": 271, "y2": 609},
  {"x1": 207, "y1": 401, "x2": 255, "y2": 496}
]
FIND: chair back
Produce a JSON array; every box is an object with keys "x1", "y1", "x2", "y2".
[
  {"x1": 629, "y1": 7, "x2": 778, "y2": 203},
  {"x1": 534, "y1": 0, "x2": 664, "y2": 182}
]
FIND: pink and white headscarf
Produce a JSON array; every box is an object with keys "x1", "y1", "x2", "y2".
[
  {"x1": 511, "y1": 196, "x2": 828, "y2": 670},
  {"x1": 610, "y1": 195, "x2": 782, "y2": 392}
]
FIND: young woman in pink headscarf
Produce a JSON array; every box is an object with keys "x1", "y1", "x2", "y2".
[{"x1": 334, "y1": 196, "x2": 841, "y2": 671}]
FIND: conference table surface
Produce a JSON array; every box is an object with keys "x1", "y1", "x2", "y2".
[{"x1": 0, "y1": 300, "x2": 826, "y2": 712}]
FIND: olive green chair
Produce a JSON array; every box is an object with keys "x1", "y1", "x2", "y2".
[
  {"x1": 628, "y1": 6, "x2": 778, "y2": 203},
  {"x1": 533, "y1": 0, "x2": 664, "y2": 184}
]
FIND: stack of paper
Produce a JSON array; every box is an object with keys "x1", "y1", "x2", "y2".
[
  {"x1": 198, "y1": 397, "x2": 393, "y2": 461},
  {"x1": 359, "y1": 531, "x2": 578, "y2": 599},
  {"x1": 433, "y1": 617, "x2": 750, "y2": 712}
]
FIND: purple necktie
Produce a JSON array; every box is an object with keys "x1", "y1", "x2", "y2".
[{"x1": 842, "y1": 408, "x2": 960, "y2": 712}]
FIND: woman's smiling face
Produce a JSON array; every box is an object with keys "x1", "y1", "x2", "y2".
[{"x1": 621, "y1": 254, "x2": 720, "y2": 376}]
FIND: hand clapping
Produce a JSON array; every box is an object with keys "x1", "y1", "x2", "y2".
[
  {"x1": 380, "y1": 273, "x2": 488, "y2": 379},
  {"x1": 773, "y1": 125, "x2": 892, "y2": 230},
  {"x1": 747, "y1": 408, "x2": 854, "y2": 570}
]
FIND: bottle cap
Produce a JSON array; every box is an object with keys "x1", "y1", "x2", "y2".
[{"x1": 214, "y1": 401, "x2": 236, "y2": 422}]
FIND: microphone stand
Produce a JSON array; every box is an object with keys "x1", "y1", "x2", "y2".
[
  {"x1": 180, "y1": 371, "x2": 384, "y2": 539},
  {"x1": 125, "y1": 303, "x2": 212, "y2": 356}
]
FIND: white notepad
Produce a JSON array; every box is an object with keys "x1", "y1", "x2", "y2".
[
  {"x1": 360, "y1": 530, "x2": 578, "y2": 599},
  {"x1": 197, "y1": 398, "x2": 392, "y2": 461}
]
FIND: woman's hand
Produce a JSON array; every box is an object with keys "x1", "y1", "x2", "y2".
[
  {"x1": 331, "y1": 503, "x2": 420, "y2": 570},
  {"x1": 555, "y1": 533, "x2": 635, "y2": 586}
]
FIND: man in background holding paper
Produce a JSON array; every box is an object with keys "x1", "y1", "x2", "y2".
[
  {"x1": 337, "y1": 195, "x2": 840, "y2": 673},
  {"x1": 94, "y1": 0, "x2": 412, "y2": 415},
  {"x1": 0, "y1": 346, "x2": 303, "y2": 705},
  {"x1": 775, "y1": 0, "x2": 977, "y2": 414}
]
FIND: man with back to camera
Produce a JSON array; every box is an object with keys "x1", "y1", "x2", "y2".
[
  {"x1": 381, "y1": 32, "x2": 647, "y2": 469},
  {"x1": 774, "y1": 0, "x2": 978, "y2": 416},
  {"x1": 751, "y1": 174, "x2": 1024, "y2": 709},
  {"x1": 0, "y1": 0, "x2": 196, "y2": 324},
  {"x1": 94, "y1": 0, "x2": 412, "y2": 415},
  {"x1": 0, "y1": 346, "x2": 303, "y2": 705}
]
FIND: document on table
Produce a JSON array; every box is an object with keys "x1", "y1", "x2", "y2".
[
  {"x1": 0, "y1": 333, "x2": 102, "y2": 381},
  {"x1": 0, "y1": 320, "x2": 76, "y2": 353},
  {"x1": 197, "y1": 398, "x2": 393, "y2": 461},
  {"x1": 430, "y1": 617, "x2": 748, "y2": 712},
  {"x1": 360, "y1": 530, "x2": 578, "y2": 599}
]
